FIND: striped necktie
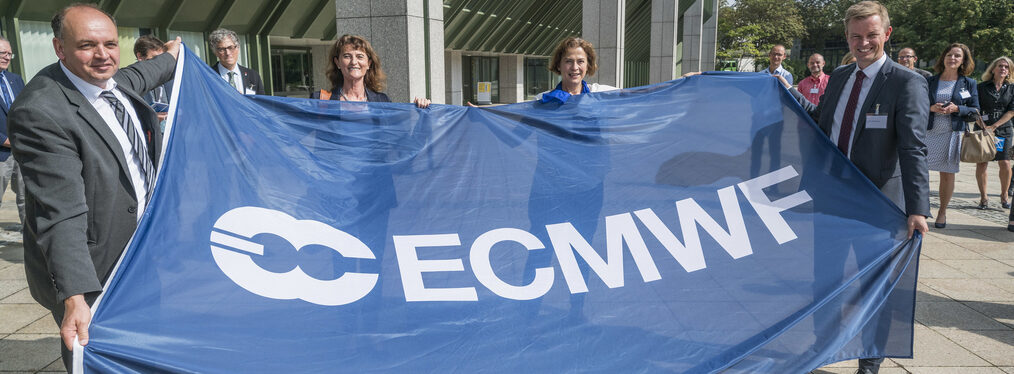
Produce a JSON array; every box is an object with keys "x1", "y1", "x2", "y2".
[
  {"x1": 100, "y1": 90, "x2": 155, "y2": 204},
  {"x1": 0, "y1": 72, "x2": 10, "y2": 109}
]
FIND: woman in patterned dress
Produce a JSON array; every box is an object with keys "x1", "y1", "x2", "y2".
[{"x1": 925, "y1": 43, "x2": 979, "y2": 228}]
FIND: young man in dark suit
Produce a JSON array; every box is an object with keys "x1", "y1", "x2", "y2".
[
  {"x1": 782, "y1": 2, "x2": 930, "y2": 373},
  {"x1": 7, "y1": 4, "x2": 180, "y2": 370},
  {"x1": 209, "y1": 28, "x2": 264, "y2": 95},
  {"x1": 0, "y1": 36, "x2": 25, "y2": 225}
]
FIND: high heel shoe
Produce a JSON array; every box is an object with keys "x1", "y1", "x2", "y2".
[
  {"x1": 1002, "y1": 200, "x2": 1011, "y2": 209},
  {"x1": 977, "y1": 200, "x2": 988, "y2": 210},
  {"x1": 934, "y1": 220, "x2": 946, "y2": 229}
]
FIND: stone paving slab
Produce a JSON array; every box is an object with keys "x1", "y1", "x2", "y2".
[
  {"x1": 891, "y1": 324, "x2": 992, "y2": 367},
  {"x1": 0, "y1": 305, "x2": 49, "y2": 335},
  {"x1": 915, "y1": 301, "x2": 1011, "y2": 331},
  {"x1": 0, "y1": 334, "x2": 61, "y2": 372},
  {"x1": 934, "y1": 329, "x2": 1014, "y2": 366},
  {"x1": 918, "y1": 259, "x2": 975, "y2": 279},
  {"x1": 920, "y1": 242, "x2": 990, "y2": 260},
  {"x1": 919, "y1": 278, "x2": 1014, "y2": 302},
  {"x1": 936, "y1": 259, "x2": 1014, "y2": 279},
  {"x1": 907, "y1": 368, "x2": 1010, "y2": 374}
]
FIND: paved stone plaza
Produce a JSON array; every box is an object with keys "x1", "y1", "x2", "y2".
[{"x1": 0, "y1": 169, "x2": 1011, "y2": 373}]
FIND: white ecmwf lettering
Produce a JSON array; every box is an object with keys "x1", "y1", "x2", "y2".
[{"x1": 210, "y1": 166, "x2": 811, "y2": 306}]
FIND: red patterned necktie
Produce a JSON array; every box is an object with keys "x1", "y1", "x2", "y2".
[{"x1": 837, "y1": 70, "x2": 866, "y2": 155}]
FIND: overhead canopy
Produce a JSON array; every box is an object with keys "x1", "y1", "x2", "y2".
[
  {"x1": 442, "y1": 0, "x2": 581, "y2": 56},
  {"x1": 0, "y1": 0, "x2": 338, "y2": 40}
]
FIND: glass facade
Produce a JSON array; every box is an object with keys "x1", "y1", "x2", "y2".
[
  {"x1": 524, "y1": 57, "x2": 557, "y2": 100},
  {"x1": 462, "y1": 55, "x2": 499, "y2": 104},
  {"x1": 270, "y1": 48, "x2": 313, "y2": 97}
]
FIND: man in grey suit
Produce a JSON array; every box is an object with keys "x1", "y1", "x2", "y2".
[
  {"x1": 7, "y1": 4, "x2": 179, "y2": 370},
  {"x1": 781, "y1": 2, "x2": 929, "y2": 373}
]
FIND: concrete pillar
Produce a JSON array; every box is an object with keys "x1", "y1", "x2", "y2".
[
  {"x1": 445, "y1": 50, "x2": 463, "y2": 106},
  {"x1": 582, "y1": 0, "x2": 625, "y2": 88},
  {"x1": 681, "y1": 0, "x2": 703, "y2": 75},
  {"x1": 649, "y1": 0, "x2": 678, "y2": 83},
  {"x1": 334, "y1": 0, "x2": 445, "y2": 103},
  {"x1": 499, "y1": 54, "x2": 525, "y2": 103},
  {"x1": 700, "y1": 0, "x2": 719, "y2": 71}
]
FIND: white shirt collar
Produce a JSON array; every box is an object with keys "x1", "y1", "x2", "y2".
[
  {"x1": 856, "y1": 53, "x2": 888, "y2": 79},
  {"x1": 59, "y1": 61, "x2": 116, "y2": 102},
  {"x1": 217, "y1": 63, "x2": 241, "y2": 76}
]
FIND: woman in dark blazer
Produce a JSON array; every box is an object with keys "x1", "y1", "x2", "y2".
[
  {"x1": 974, "y1": 57, "x2": 1014, "y2": 211},
  {"x1": 925, "y1": 43, "x2": 979, "y2": 228},
  {"x1": 312, "y1": 34, "x2": 428, "y2": 107}
]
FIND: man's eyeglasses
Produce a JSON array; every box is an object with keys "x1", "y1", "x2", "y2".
[
  {"x1": 216, "y1": 45, "x2": 237, "y2": 54},
  {"x1": 898, "y1": 56, "x2": 916, "y2": 60},
  {"x1": 0, "y1": 52, "x2": 13, "y2": 58}
]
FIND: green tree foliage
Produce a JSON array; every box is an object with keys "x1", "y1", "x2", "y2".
[
  {"x1": 716, "y1": 0, "x2": 807, "y2": 68},
  {"x1": 889, "y1": 0, "x2": 1014, "y2": 65},
  {"x1": 719, "y1": 0, "x2": 1013, "y2": 73},
  {"x1": 795, "y1": 0, "x2": 852, "y2": 51}
]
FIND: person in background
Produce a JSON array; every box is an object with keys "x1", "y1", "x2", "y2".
[
  {"x1": 535, "y1": 36, "x2": 617, "y2": 102},
  {"x1": 209, "y1": 28, "x2": 263, "y2": 95},
  {"x1": 313, "y1": 34, "x2": 429, "y2": 108},
  {"x1": 840, "y1": 52, "x2": 856, "y2": 67},
  {"x1": 0, "y1": 36, "x2": 25, "y2": 226},
  {"x1": 897, "y1": 47, "x2": 933, "y2": 79},
  {"x1": 134, "y1": 35, "x2": 172, "y2": 129},
  {"x1": 798, "y1": 53, "x2": 829, "y2": 105},
  {"x1": 974, "y1": 57, "x2": 1014, "y2": 211},
  {"x1": 925, "y1": 43, "x2": 978, "y2": 227},
  {"x1": 762, "y1": 44, "x2": 793, "y2": 85}
]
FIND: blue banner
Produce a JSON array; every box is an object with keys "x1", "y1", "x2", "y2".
[{"x1": 82, "y1": 46, "x2": 920, "y2": 373}]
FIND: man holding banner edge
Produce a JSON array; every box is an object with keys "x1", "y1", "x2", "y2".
[
  {"x1": 8, "y1": 3, "x2": 180, "y2": 371},
  {"x1": 780, "y1": 2, "x2": 930, "y2": 373}
]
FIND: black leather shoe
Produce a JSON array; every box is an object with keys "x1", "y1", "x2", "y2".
[
  {"x1": 1007, "y1": 224, "x2": 1014, "y2": 232},
  {"x1": 1002, "y1": 201, "x2": 1011, "y2": 209},
  {"x1": 934, "y1": 221, "x2": 946, "y2": 229},
  {"x1": 978, "y1": 200, "x2": 988, "y2": 210}
]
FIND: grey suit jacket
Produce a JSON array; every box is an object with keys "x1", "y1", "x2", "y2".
[
  {"x1": 9, "y1": 53, "x2": 175, "y2": 310},
  {"x1": 790, "y1": 60, "x2": 931, "y2": 217}
]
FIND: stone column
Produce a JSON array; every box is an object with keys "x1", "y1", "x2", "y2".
[
  {"x1": 680, "y1": 0, "x2": 703, "y2": 75},
  {"x1": 649, "y1": 0, "x2": 678, "y2": 83},
  {"x1": 499, "y1": 54, "x2": 525, "y2": 103},
  {"x1": 582, "y1": 0, "x2": 625, "y2": 88},
  {"x1": 445, "y1": 50, "x2": 463, "y2": 106},
  {"x1": 334, "y1": 0, "x2": 445, "y2": 103},
  {"x1": 700, "y1": 0, "x2": 719, "y2": 72}
]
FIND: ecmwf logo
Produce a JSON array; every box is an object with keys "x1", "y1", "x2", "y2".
[{"x1": 210, "y1": 207, "x2": 377, "y2": 306}]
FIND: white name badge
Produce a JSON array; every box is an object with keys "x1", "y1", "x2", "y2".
[
  {"x1": 959, "y1": 89, "x2": 971, "y2": 99},
  {"x1": 809, "y1": 88, "x2": 820, "y2": 94},
  {"x1": 866, "y1": 114, "x2": 888, "y2": 129},
  {"x1": 245, "y1": 88, "x2": 257, "y2": 95},
  {"x1": 983, "y1": 114, "x2": 989, "y2": 121}
]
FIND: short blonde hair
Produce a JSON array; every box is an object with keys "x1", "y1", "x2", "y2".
[
  {"x1": 843, "y1": 1, "x2": 890, "y2": 31},
  {"x1": 981, "y1": 56, "x2": 1014, "y2": 84},
  {"x1": 549, "y1": 37, "x2": 598, "y2": 77}
]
